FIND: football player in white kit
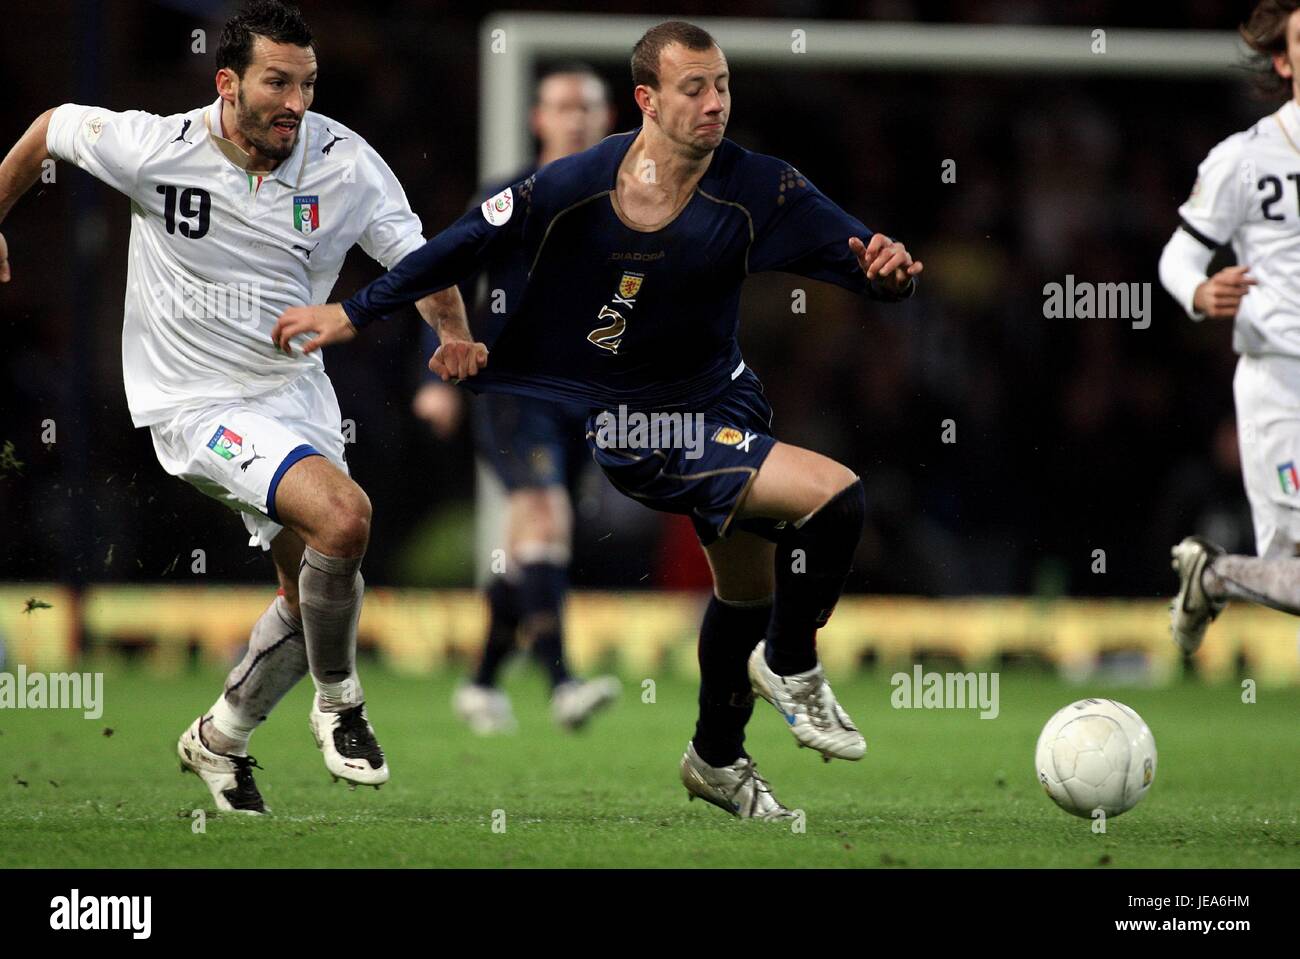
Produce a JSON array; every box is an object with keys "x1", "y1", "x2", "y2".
[
  {"x1": 1160, "y1": 0, "x2": 1300, "y2": 653},
  {"x1": 0, "y1": 0, "x2": 485, "y2": 813}
]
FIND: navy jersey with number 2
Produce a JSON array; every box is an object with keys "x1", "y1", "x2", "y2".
[
  {"x1": 343, "y1": 129, "x2": 914, "y2": 541},
  {"x1": 345, "y1": 129, "x2": 911, "y2": 411}
]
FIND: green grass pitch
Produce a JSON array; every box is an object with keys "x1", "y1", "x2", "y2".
[{"x1": 1, "y1": 661, "x2": 1296, "y2": 868}]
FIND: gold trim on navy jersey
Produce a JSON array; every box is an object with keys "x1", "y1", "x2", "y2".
[{"x1": 695, "y1": 187, "x2": 755, "y2": 274}]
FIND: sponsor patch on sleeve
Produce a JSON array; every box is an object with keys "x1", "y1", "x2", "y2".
[
  {"x1": 481, "y1": 187, "x2": 514, "y2": 227},
  {"x1": 83, "y1": 115, "x2": 106, "y2": 145}
]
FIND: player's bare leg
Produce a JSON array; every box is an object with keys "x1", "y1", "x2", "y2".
[
  {"x1": 273, "y1": 455, "x2": 388, "y2": 787},
  {"x1": 742, "y1": 443, "x2": 859, "y2": 526},
  {"x1": 679, "y1": 530, "x2": 792, "y2": 819},
  {"x1": 274, "y1": 455, "x2": 370, "y2": 696},
  {"x1": 735, "y1": 442, "x2": 867, "y2": 761}
]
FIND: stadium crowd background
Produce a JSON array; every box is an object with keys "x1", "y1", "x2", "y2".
[{"x1": 0, "y1": 0, "x2": 1267, "y2": 599}]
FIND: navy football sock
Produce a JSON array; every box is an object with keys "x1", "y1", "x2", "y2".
[
  {"x1": 692, "y1": 594, "x2": 773, "y2": 767},
  {"x1": 473, "y1": 577, "x2": 521, "y2": 688},
  {"x1": 518, "y1": 561, "x2": 573, "y2": 690},
  {"x1": 766, "y1": 478, "x2": 865, "y2": 676}
]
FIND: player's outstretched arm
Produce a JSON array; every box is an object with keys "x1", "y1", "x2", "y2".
[
  {"x1": 349, "y1": 194, "x2": 525, "y2": 327},
  {"x1": 849, "y1": 234, "x2": 923, "y2": 296},
  {"x1": 747, "y1": 163, "x2": 920, "y2": 301},
  {"x1": 273, "y1": 194, "x2": 525, "y2": 357},
  {"x1": 272, "y1": 280, "x2": 490, "y2": 377},
  {"x1": 0, "y1": 109, "x2": 56, "y2": 283}
]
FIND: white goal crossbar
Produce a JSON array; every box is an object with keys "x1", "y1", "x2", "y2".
[{"x1": 479, "y1": 13, "x2": 1246, "y2": 180}]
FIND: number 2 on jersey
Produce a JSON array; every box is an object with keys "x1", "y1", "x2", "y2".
[{"x1": 155, "y1": 185, "x2": 210, "y2": 239}]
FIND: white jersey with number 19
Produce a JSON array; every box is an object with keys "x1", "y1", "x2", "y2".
[{"x1": 46, "y1": 97, "x2": 425, "y2": 426}]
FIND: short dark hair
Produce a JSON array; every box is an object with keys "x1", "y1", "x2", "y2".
[
  {"x1": 1240, "y1": 0, "x2": 1300, "y2": 99},
  {"x1": 536, "y1": 61, "x2": 611, "y2": 105},
  {"x1": 216, "y1": 0, "x2": 314, "y2": 78},
  {"x1": 630, "y1": 20, "x2": 718, "y2": 89}
]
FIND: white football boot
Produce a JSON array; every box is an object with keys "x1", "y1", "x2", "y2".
[
  {"x1": 1170, "y1": 536, "x2": 1226, "y2": 654},
  {"x1": 551, "y1": 676, "x2": 621, "y2": 731},
  {"x1": 309, "y1": 702, "x2": 389, "y2": 788},
  {"x1": 452, "y1": 683, "x2": 518, "y2": 735},
  {"x1": 177, "y1": 716, "x2": 267, "y2": 815},
  {"x1": 680, "y1": 742, "x2": 794, "y2": 820},
  {"x1": 748, "y1": 641, "x2": 866, "y2": 761}
]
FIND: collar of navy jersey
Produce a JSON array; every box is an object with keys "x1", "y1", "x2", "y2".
[
  {"x1": 603, "y1": 127, "x2": 729, "y2": 194},
  {"x1": 598, "y1": 127, "x2": 737, "y2": 231},
  {"x1": 202, "y1": 97, "x2": 309, "y2": 188}
]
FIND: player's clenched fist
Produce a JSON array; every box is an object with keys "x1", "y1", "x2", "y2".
[
  {"x1": 1193, "y1": 265, "x2": 1256, "y2": 319},
  {"x1": 272, "y1": 302, "x2": 356, "y2": 354},
  {"x1": 850, "y1": 234, "x2": 922, "y2": 294},
  {"x1": 429, "y1": 339, "x2": 488, "y2": 382},
  {"x1": 0, "y1": 231, "x2": 11, "y2": 283}
]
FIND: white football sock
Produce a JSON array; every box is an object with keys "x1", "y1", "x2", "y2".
[
  {"x1": 1204, "y1": 555, "x2": 1300, "y2": 615},
  {"x1": 299, "y1": 546, "x2": 366, "y2": 712},
  {"x1": 208, "y1": 594, "x2": 307, "y2": 754}
]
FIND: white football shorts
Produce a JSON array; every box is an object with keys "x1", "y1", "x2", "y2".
[
  {"x1": 1234, "y1": 353, "x2": 1300, "y2": 559},
  {"x1": 149, "y1": 369, "x2": 349, "y2": 550}
]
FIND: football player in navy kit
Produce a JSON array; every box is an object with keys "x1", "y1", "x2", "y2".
[{"x1": 276, "y1": 20, "x2": 921, "y2": 819}]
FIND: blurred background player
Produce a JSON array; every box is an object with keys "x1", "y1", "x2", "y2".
[
  {"x1": 0, "y1": 0, "x2": 476, "y2": 812},
  {"x1": 274, "y1": 21, "x2": 921, "y2": 818},
  {"x1": 413, "y1": 64, "x2": 621, "y2": 734},
  {"x1": 1160, "y1": 0, "x2": 1300, "y2": 652}
]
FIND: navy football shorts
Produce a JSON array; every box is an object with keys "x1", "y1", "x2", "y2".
[
  {"x1": 473, "y1": 392, "x2": 592, "y2": 492},
  {"x1": 586, "y1": 367, "x2": 782, "y2": 546}
]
